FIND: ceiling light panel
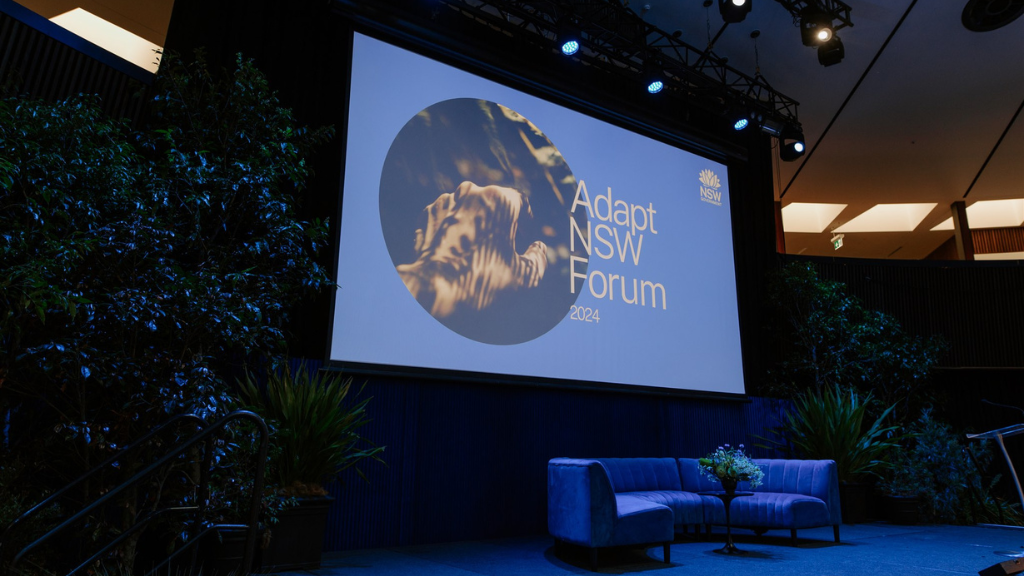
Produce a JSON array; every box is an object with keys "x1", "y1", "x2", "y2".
[
  {"x1": 834, "y1": 203, "x2": 938, "y2": 233},
  {"x1": 965, "y1": 199, "x2": 1024, "y2": 229},
  {"x1": 50, "y1": 9, "x2": 161, "y2": 73},
  {"x1": 781, "y1": 202, "x2": 847, "y2": 233}
]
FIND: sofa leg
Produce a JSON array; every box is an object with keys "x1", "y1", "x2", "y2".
[
  {"x1": 834, "y1": 524, "x2": 841, "y2": 543},
  {"x1": 663, "y1": 542, "x2": 671, "y2": 564},
  {"x1": 790, "y1": 529, "x2": 798, "y2": 547},
  {"x1": 589, "y1": 548, "x2": 598, "y2": 571}
]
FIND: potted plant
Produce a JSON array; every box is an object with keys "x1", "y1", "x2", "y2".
[
  {"x1": 758, "y1": 384, "x2": 903, "y2": 523},
  {"x1": 698, "y1": 444, "x2": 764, "y2": 493},
  {"x1": 236, "y1": 362, "x2": 385, "y2": 571},
  {"x1": 876, "y1": 445, "x2": 925, "y2": 525}
]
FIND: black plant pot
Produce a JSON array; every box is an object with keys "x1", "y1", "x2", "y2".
[
  {"x1": 884, "y1": 495, "x2": 921, "y2": 525},
  {"x1": 193, "y1": 526, "x2": 260, "y2": 576},
  {"x1": 839, "y1": 482, "x2": 868, "y2": 524},
  {"x1": 260, "y1": 495, "x2": 334, "y2": 573}
]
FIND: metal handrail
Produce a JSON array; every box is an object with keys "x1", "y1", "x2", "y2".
[{"x1": 3, "y1": 410, "x2": 269, "y2": 576}]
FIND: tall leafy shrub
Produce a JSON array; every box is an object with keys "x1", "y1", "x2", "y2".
[
  {"x1": 765, "y1": 262, "x2": 944, "y2": 422},
  {"x1": 0, "y1": 53, "x2": 332, "y2": 572}
]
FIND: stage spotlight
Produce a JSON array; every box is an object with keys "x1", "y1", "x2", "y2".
[
  {"x1": 734, "y1": 117, "x2": 750, "y2": 130},
  {"x1": 817, "y1": 35, "x2": 845, "y2": 66},
  {"x1": 800, "y1": 9, "x2": 834, "y2": 46},
  {"x1": 557, "y1": 23, "x2": 581, "y2": 56},
  {"x1": 644, "y1": 62, "x2": 665, "y2": 94},
  {"x1": 718, "y1": 0, "x2": 752, "y2": 23},
  {"x1": 779, "y1": 125, "x2": 806, "y2": 162}
]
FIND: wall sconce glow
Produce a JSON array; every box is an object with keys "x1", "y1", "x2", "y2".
[
  {"x1": 50, "y1": 8, "x2": 162, "y2": 73},
  {"x1": 834, "y1": 203, "x2": 937, "y2": 233},
  {"x1": 781, "y1": 202, "x2": 847, "y2": 233}
]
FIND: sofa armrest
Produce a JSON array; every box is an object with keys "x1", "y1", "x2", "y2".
[
  {"x1": 548, "y1": 458, "x2": 616, "y2": 547},
  {"x1": 755, "y1": 459, "x2": 842, "y2": 525}
]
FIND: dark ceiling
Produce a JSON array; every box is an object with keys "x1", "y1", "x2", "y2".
[
  {"x1": 20, "y1": 0, "x2": 1024, "y2": 260},
  {"x1": 640, "y1": 0, "x2": 1023, "y2": 259}
]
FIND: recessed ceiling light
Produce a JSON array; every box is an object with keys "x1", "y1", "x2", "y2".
[
  {"x1": 930, "y1": 199, "x2": 1024, "y2": 231},
  {"x1": 781, "y1": 202, "x2": 847, "y2": 233},
  {"x1": 834, "y1": 203, "x2": 937, "y2": 233},
  {"x1": 963, "y1": 199, "x2": 1024, "y2": 229},
  {"x1": 50, "y1": 8, "x2": 161, "y2": 73}
]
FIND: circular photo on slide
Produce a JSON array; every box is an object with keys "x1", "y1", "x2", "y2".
[{"x1": 379, "y1": 98, "x2": 588, "y2": 345}]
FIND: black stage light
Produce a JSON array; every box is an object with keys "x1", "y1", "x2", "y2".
[
  {"x1": 800, "y1": 9, "x2": 834, "y2": 46},
  {"x1": 817, "y1": 35, "x2": 845, "y2": 66},
  {"x1": 779, "y1": 125, "x2": 806, "y2": 162},
  {"x1": 718, "y1": 0, "x2": 752, "y2": 24}
]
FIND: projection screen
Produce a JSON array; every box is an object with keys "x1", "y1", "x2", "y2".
[{"x1": 328, "y1": 32, "x2": 746, "y2": 395}]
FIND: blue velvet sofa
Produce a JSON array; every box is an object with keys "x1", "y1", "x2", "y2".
[
  {"x1": 548, "y1": 456, "x2": 841, "y2": 568},
  {"x1": 678, "y1": 457, "x2": 842, "y2": 546},
  {"x1": 547, "y1": 458, "x2": 676, "y2": 569}
]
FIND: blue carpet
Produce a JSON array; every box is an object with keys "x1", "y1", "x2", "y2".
[{"x1": 275, "y1": 523, "x2": 1024, "y2": 575}]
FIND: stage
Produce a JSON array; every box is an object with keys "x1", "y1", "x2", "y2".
[{"x1": 280, "y1": 523, "x2": 1024, "y2": 575}]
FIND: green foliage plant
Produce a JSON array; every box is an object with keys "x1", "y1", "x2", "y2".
[
  {"x1": 765, "y1": 262, "x2": 945, "y2": 423},
  {"x1": 878, "y1": 409, "x2": 1024, "y2": 525},
  {"x1": 237, "y1": 363, "x2": 385, "y2": 497},
  {"x1": 758, "y1": 385, "x2": 903, "y2": 484},
  {"x1": 0, "y1": 51, "x2": 332, "y2": 572}
]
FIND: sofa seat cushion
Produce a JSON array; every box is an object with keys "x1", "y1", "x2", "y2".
[
  {"x1": 611, "y1": 495, "x2": 674, "y2": 546},
  {"x1": 702, "y1": 492, "x2": 830, "y2": 529},
  {"x1": 620, "y1": 490, "x2": 704, "y2": 527}
]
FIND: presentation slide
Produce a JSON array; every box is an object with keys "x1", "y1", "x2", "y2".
[{"x1": 329, "y1": 32, "x2": 746, "y2": 394}]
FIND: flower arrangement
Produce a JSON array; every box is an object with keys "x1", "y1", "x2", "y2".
[{"x1": 698, "y1": 444, "x2": 764, "y2": 489}]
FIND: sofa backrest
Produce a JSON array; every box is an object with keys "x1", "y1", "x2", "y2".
[
  {"x1": 597, "y1": 458, "x2": 683, "y2": 493},
  {"x1": 678, "y1": 457, "x2": 842, "y2": 524}
]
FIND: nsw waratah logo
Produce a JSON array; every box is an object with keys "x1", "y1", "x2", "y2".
[{"x1": 699, "y1": 169, "x2": 723, "y2": 206}]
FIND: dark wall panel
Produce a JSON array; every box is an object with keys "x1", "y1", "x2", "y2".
[
  {"x1": 796, "y1": 256, "x2": 1024, "y2": 368},
  {"x1": 323, "y1": 370, "x2": 789, "y2": 551},
  {"x1": 0, "y1": 0, "x2": 149, "y2": 122}
]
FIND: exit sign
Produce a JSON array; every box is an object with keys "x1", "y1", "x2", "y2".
[{"x1": 832, "y1": 235, "x2": 844, "y2": 250}]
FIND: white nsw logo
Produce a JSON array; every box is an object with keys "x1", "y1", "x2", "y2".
[{"x1": 699, "y1": 169, "x2": 723, "y2": 206}]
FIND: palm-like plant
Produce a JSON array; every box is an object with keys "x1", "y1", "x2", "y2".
[
  {"x1": 237, "y1": 363, "x2": 385, "y2": 496},
  {"x1": 760, "y1": 384, "x2": 902, "y2": 483}
]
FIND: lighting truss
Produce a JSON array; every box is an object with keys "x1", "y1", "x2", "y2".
[{"x1": 336, "y1": 0, "x2": 803, "y2": 133}]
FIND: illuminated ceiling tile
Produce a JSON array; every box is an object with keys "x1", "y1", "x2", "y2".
[
  {"x1": 976, "y1": 252, "x2": 1024, "y2": 261},
  {"x1": 965, "y1": 199, "x2": 1024, "y2": 229},
  {"x1": 781, "y1": 202, "x2": 847, "y2": 233},
  {"x1": 834, "y1": 203, "x2": 937, "y2": 233},
  {"x1": 50, "y1": 9, "x2": 161, "y2": 73}
]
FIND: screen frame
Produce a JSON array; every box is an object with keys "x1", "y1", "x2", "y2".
[{"x1": 324, "y1": 19, "x2": 753, "y2": 401}]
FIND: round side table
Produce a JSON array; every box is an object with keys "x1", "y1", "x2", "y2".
[{"x1": 699, "y1": 490, "x2": 753, "y2": 554}]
